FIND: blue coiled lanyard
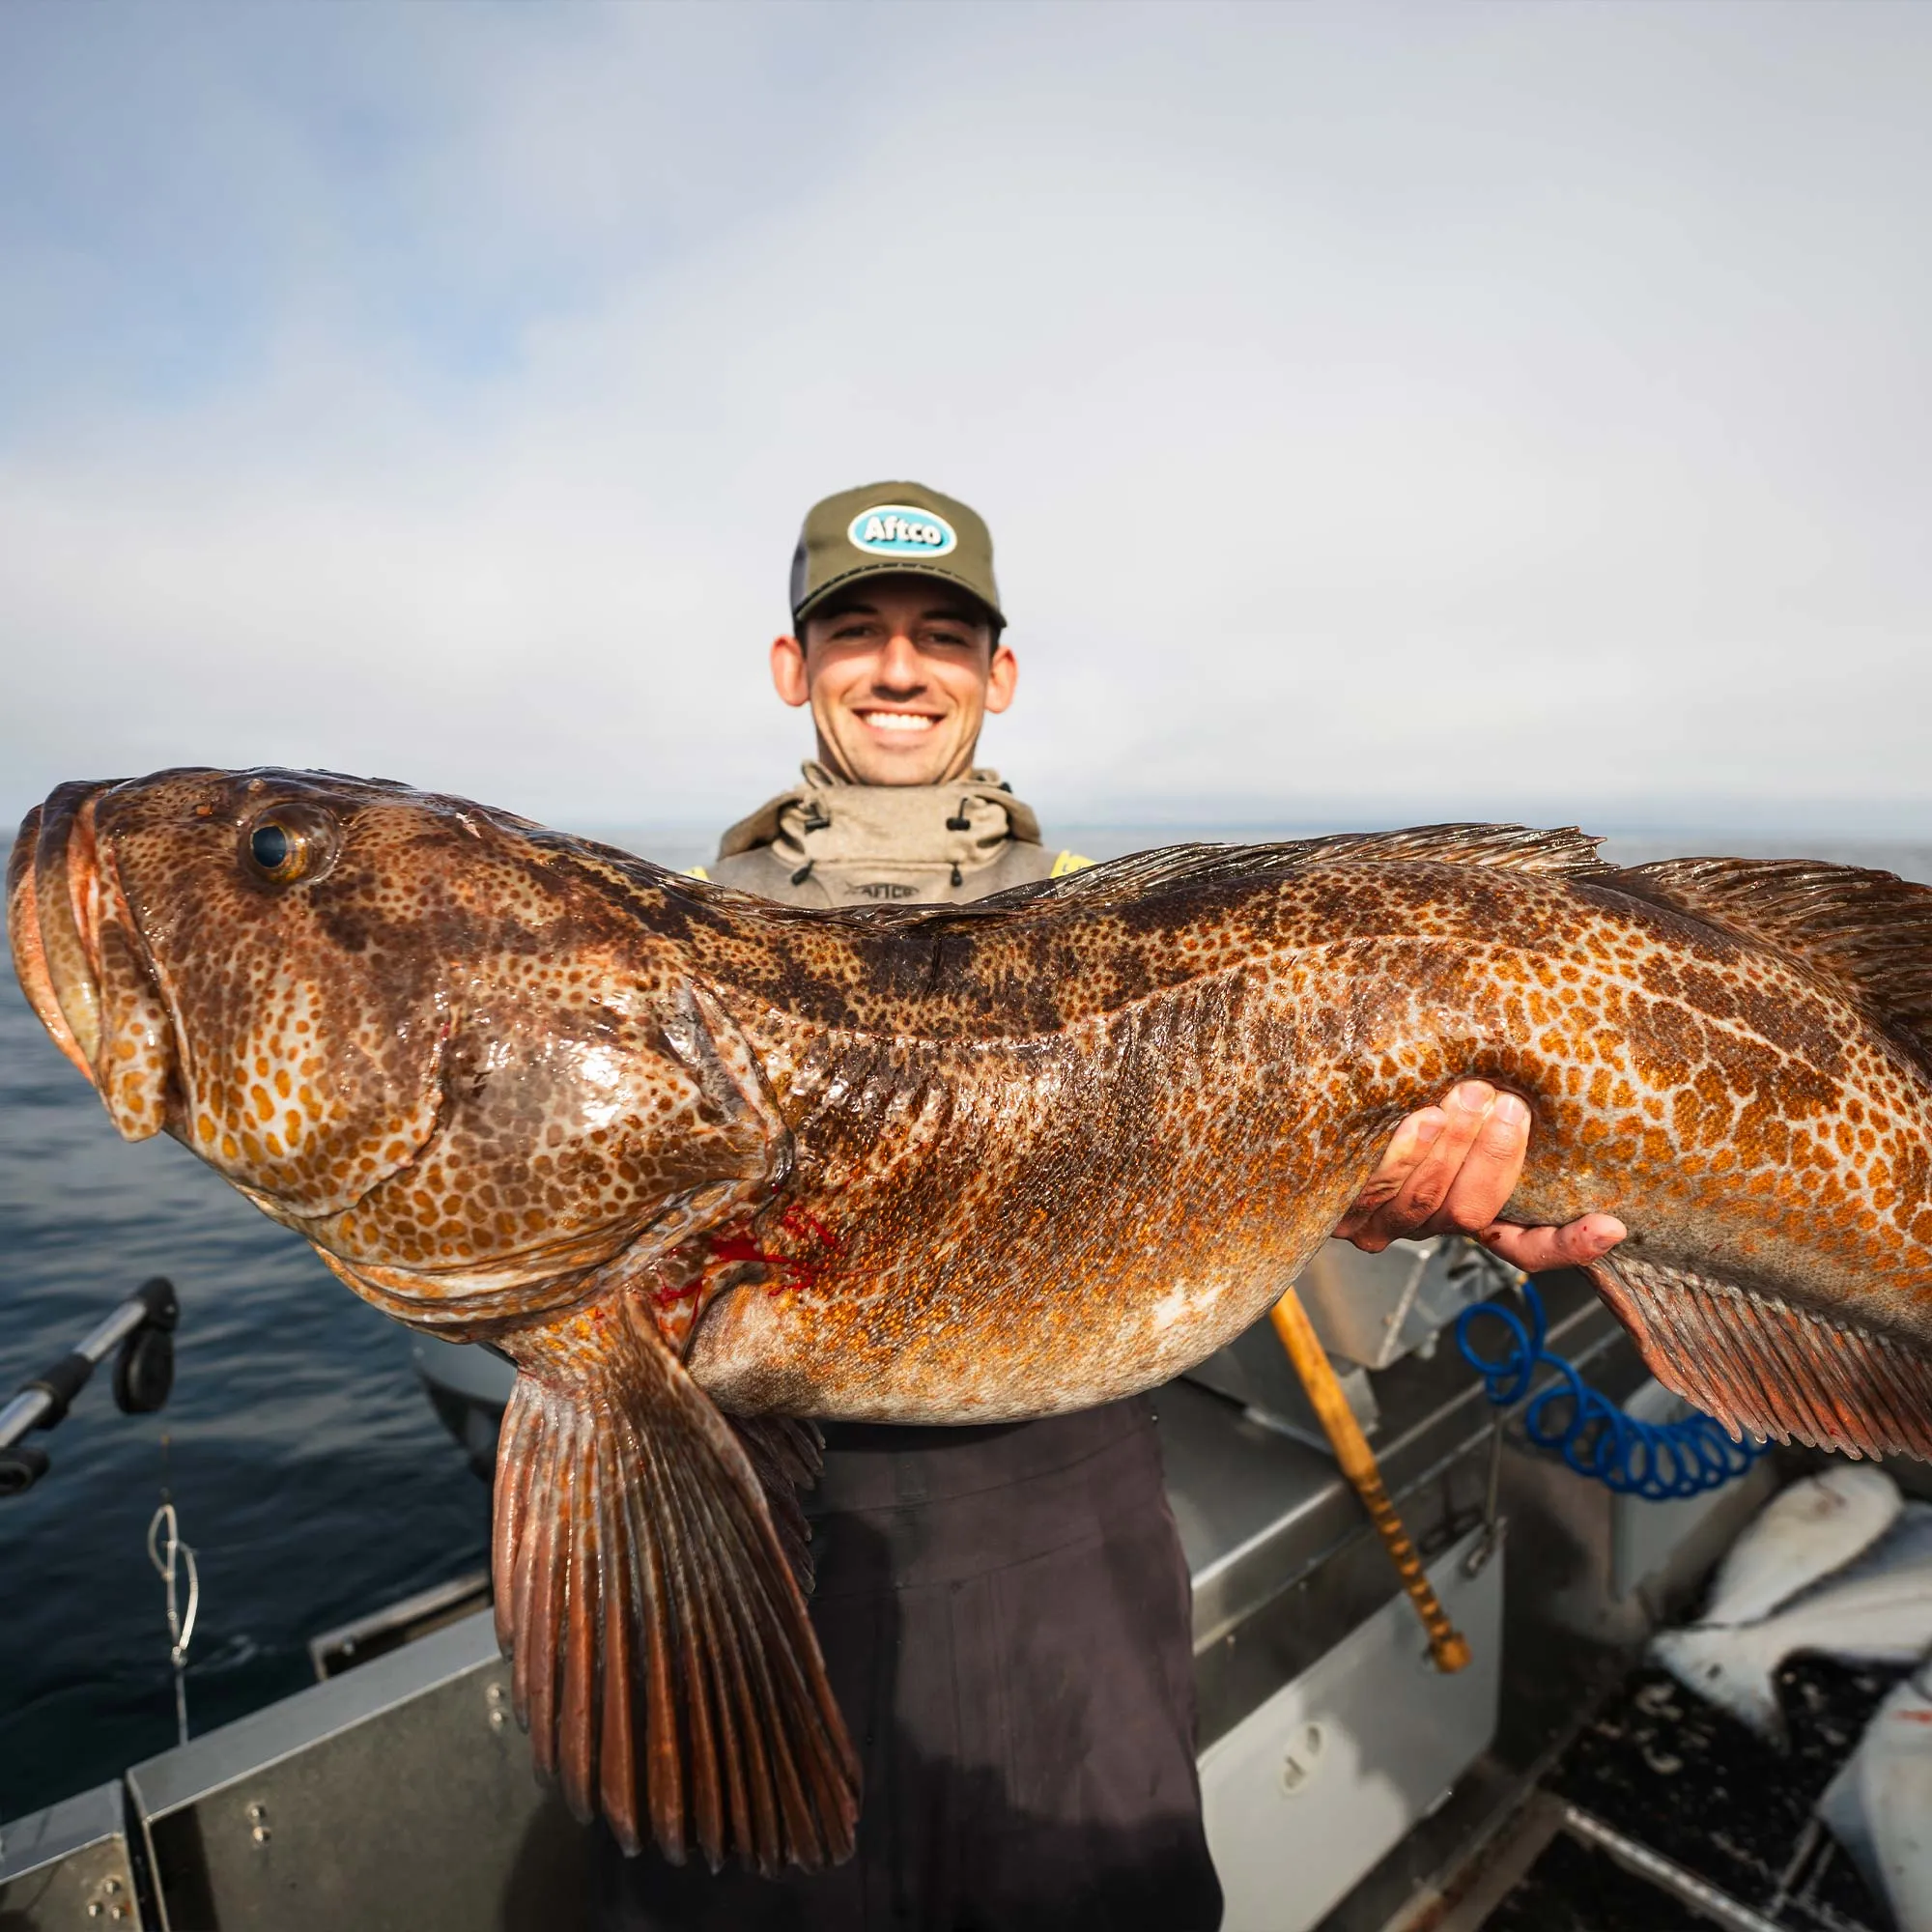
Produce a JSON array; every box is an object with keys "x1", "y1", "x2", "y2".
[{"x1": 1454, "y1": 1269, "x2": 1766, "y2": 1499}]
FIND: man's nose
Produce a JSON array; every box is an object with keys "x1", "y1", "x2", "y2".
[{"x1": 873, "y1": 631, "x2": 925, "y2": 690}]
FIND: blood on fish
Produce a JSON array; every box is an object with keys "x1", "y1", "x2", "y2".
[
  {"x1": 779, "y1": 1205, "x2": 843, "y2": 1256},
  {"x1": 708, "y1": 1233, "x2": 824, "y2": 1293}
]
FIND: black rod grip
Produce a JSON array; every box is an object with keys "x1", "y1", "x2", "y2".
[
  {"x1": 0, "y1": 1441, "x2": 50, "y2": 1496},
  {"x1": 21, "y1": 1351, "x2": 95, "y2": 1428}
]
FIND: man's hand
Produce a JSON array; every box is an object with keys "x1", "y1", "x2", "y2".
[{"x1": 1335, "y1": 1080, "x2": 1626, "y2": 1273}]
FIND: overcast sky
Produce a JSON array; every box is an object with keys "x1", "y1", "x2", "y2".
[{"x1": 3, "y1": 1, "x2": 1929, "y2": 840}]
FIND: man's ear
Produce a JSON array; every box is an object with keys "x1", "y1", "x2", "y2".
[
  {"x1": 982, "y1": 640, "x2": 1018, "y2": 716},
  {"x1": 770, "y1": 635, "x2": 810, "y2": 708}
]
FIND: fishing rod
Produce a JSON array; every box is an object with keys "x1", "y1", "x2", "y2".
[{"x1": 0, "y1": 1276, "x2": 180, "y2": 1495}]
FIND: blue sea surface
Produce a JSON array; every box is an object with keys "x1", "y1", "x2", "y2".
[{"x1": 2, "y1": 822, "x2": 1928, "y2": 1822}]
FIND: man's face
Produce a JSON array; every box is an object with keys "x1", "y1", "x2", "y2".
[{"x1": 770, "y1": 574, "x2": 1018, "y2": 787}]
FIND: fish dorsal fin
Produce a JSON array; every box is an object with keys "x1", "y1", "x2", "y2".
[
  {"x1": 1019, "y1": 824, "x2": 1613, "y2": 905},
  {"x1": 1589, "y1": 1253, "x2": 1932, "y2": 1463},
  {"x1": 699, "y1": 825, "x2": 1612, "y2": 936},
  {"x1": 1611, "y1": 857, "x2": 1932, "y2": 1067},
  {"x1": 789, "y1": 823, "x2": 1614, "y2": 931}
]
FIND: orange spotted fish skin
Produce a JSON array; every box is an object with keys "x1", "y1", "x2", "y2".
[
  {"x1": 11, "y1": 769, "x2": 1932, "y2": 1421},
  {"x1": 14, "y1": 766, "x2": 1932, "y2": 1871},
  {"x1": 682, "y1": 850, "x2": 1932, "y2": 1424}
]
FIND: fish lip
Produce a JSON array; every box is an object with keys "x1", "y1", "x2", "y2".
[
  {"x1": 7, "y1": 806, "x2": 83, "y2": 1080},
  {"x1": 9, "y1": 784, "x2": 115, "y2": 1086},
  {"x1": 11, "y1": 781, "x2": 184, "y2": 1146}
]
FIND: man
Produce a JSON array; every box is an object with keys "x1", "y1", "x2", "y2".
[{"x1": 605, "y1": 482, "x2": 1624, "y2": 1930}]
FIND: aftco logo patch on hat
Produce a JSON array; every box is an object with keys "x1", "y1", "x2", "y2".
[{"x1": 848, "y1": 505, "x2": 958, "y2": 558}]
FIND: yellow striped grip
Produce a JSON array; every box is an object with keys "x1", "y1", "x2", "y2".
[{"x1": 1268, "y1": 1287, "x2": 1472, "y2": 1673}]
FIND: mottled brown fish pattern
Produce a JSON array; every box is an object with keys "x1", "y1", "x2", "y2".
[{"x1": 12, "y1": 769, "x2": 1932, "y2": 1873}]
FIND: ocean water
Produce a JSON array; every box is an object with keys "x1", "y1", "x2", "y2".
[{"x1": 2, "y1": 822, "x2": 1928, "y2": 1822}]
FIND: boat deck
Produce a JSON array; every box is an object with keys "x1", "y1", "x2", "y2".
[
  {"x1": 10, "y1": 1269, "x2": 1912, "y2": 1931},
  {"x1": 1439, "y1": 1655, "x2": 1902, "y2": 1932}
]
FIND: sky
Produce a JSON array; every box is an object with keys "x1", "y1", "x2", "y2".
[{"x1": 2, "y1": 0, "x2": 1929, "y2": 840}]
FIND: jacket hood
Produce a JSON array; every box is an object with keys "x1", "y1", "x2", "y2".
[{"x1": 717, "y1": 764, "x2": 1042, "y2": 878}]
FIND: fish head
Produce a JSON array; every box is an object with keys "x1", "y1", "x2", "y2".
[
  {"x1": 9, "y1": 769, "x2": 781, "y2": 1324},
  {"x1": 10, "y1": 767, "x2": 488, "y2": 1206}
]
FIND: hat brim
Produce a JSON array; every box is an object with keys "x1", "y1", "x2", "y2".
[{"x1": 793, "y1": 558, "x2": 1005, "y2": 632}]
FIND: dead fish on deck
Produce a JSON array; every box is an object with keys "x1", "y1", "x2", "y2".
[
  {"x1": 1653, "y1": 1505, "x2": 1932, "y2": 1739},
  {"x1": 14, "y1": 769, "x2": 1932, "y2": 1871},
  {"x1": 1817, "y1": 1661, "x2": 1932, "y2": 1932},
  {"x1": 1696, "y1": 1465, "x2": 1902, "y2": 1628}
]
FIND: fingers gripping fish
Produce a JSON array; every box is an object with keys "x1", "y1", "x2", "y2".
[{"x1": 13, "y1": 770, "x2": 1932, "y2": 1871}]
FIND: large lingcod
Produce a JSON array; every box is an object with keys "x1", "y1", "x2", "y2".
[{"x1": 12, "y1": 769, "x2": 1932, "y2": 1872}]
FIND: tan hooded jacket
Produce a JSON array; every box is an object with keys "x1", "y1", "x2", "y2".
[{"x1": 695, "y1": 763, "x2": 1088, "y2": 908}]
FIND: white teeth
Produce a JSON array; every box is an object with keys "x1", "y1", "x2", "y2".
[{"x1": 860, "y1": 713, "x2": 937, "y2": 732}]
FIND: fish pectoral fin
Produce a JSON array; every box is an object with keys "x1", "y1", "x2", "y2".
[
  {"x1": 657, "y1": 980, "x2": 794, "y2": 1184},
  {"x1": 1588, "y1": 1255, "x2": 1932, "y2": 1463},
  {"x1": 494, "y1": 1303, "x2": 856, "y2": 1873}
]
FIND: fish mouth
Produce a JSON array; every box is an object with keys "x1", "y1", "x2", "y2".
[
  {"x1": 10, "y1": 784, "x2": 109, "y2": 1083},
  {"x1": 8, "y1": 781, "x2": 178, "y2": 1140}
]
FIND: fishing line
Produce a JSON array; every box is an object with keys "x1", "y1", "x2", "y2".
[
  {"x1": 1455, "y1": 1266, "x2": 1767, "y2": 1499},
  {"x1": 147, "y1": 1432, "x2": 198, "y2": 1747}
]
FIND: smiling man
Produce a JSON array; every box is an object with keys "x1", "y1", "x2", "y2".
[
  {"x1": 612, "y1": 482, "x2": 1622, "y2": 1931},
  {"x1": 691, "y1": 482, "x2": 1062, "y2": 907}
]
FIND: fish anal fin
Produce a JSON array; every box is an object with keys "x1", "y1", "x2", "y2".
[
  {"x1": 1588, "y1": 1254, "x2": 1932, "y2": 1464},
  {"x1": 1610, "y1": 857, "x2": 1932, "y2": 1070},
  {"x1": 494, "y1": 1294, "x2": 857, "y2": 1872}
]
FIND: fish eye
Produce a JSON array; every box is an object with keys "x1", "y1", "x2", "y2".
[
  {"x1": 240, "y1": 804, "x2": 339, "y2": 888},
  {"x1": 250, "y1": 823, "x2": 299, "y2": 875}
]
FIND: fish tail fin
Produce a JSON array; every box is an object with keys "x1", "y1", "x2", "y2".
[
  {"x1": 493, "y1": 1300, "x2": 858, "y2": 1872},
  {"x1": 1651, "y1": 1625, "x2": 1788, "y2": 1743},
  {"x1": 1587, "y1": 1254, "x2": 1932, "y2": 1463}
]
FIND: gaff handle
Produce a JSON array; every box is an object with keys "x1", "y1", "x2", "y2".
[{"x1": 1269, "y1": 1286, "x2": 1472, "y2": 1673}]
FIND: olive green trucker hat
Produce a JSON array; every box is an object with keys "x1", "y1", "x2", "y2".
[{"x1": 789, "y1": 480, "x2": 1004, "y2": 631}]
